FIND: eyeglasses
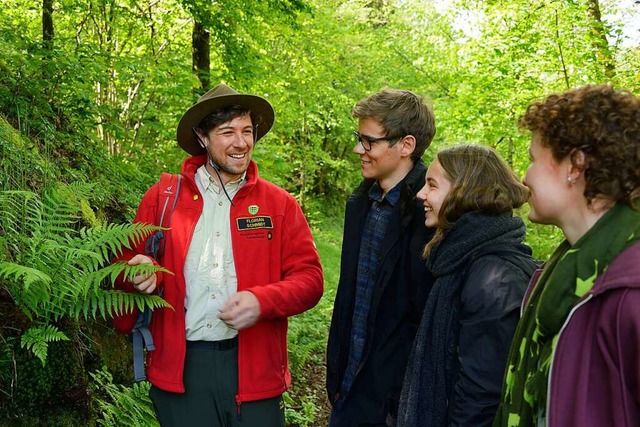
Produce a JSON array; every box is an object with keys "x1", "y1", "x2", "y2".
[{"x1": 353, "y1": 131, "x2": 402, "y2": 151}]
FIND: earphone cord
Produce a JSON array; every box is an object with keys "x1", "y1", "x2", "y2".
[
  {"x1": 208, "y1": 158, "x2": 235, "y2": 206},
  {"x1": 192, "y1": 127, "x2": 235, "y2": 206}
]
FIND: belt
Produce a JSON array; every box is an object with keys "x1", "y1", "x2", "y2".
[{"x1": 186, "y1": 336, "x2": 238, "y2": 351}]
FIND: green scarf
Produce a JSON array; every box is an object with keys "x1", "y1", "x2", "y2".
[{"x1": 493, "y1": 203, "x2": 640, "y2": 427}]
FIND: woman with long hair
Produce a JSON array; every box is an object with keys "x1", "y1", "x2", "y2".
[{"x1": 397, "y1": 144, "x2": 539, "y2": 427}]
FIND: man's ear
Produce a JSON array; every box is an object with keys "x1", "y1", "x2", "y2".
[
  {"x1": 193, "y1": 127, "x2": 208, "y2": 149},
  {"x1": 400, "y1": 135, "x2": 416, "y2": 158}
]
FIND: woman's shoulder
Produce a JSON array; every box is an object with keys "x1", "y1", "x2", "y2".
[
  {"x1": 466, "y1": 243, "x2": 538, "y2": 280},
  {"x1": 464, "y1": 252, "x2": 534, "y2": 288},
  {"x1": 459, "y1": 251, "x2": 535, "y2": 315},
  {"x1": 593, "y1": 241, "x2": 640, "y2": 293}
]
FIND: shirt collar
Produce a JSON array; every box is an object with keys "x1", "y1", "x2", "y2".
[
  {"x1": 196, "y1": 165, "x2": 246, "y2": 193},
  {"x1": 368, "y1": 180, "x2": 401, "y2": 206}
]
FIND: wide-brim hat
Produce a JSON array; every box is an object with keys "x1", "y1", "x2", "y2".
[{"x1": 176, "y1": 83, "x2": 275, "y2": 155}]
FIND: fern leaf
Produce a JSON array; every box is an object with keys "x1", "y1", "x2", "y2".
[
  {"x1": 120, "y1": 262, "x2": 173, "y2": 284},
  {"x1": 106, "y1": 290, "x2": 171, "y2": 317},
  {"x1": 91, "y1": 367, "x2": 159, "y2": 427},
  {"x1": 0, "y1": 261, "x2": 52, "y2": 288},
  {"x1": 74, "y1": 222, "x2": 160, "y2": 267},
  {"x1": 20, "y1": 325, "x2": 69, "y2": 366},
  {"x1": 98, "y1": 292, "x2": 106, "y2": 319},
  {"x1": 0, "y1": 190, "x2": 43, "y2": 238}
]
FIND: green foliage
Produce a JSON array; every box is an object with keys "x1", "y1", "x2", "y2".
[
  {"x1": 20, "y1": 325, "x2": 69, "y2": 366},
  {"x1": 91, "y1": 366, "x2": 159, "y2": 427},
  {"x1": 182, "y1": 0, "x2": 313, "y2": 82},
  {"x1": 283, "y1": 391, "x2": 318, "y2": 427},
  {"x1": 1, "y1": 335, "x2": 95, "y2": 426},
  {"x1": 1, "y1": 0, "x2": 639, "y2": 424},
  {"x1": 0, "y1": 184, "x2": 170, "y2": 364},
  {"x1": 0, "y1": 0, "x2": 194, "y2": 190},
  {"x1": 283, "y1": 214, "x2": 343, "y2": 425}
]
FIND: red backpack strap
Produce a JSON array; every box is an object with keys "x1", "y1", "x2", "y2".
[
  {"x1": 156, "y1": 172, "x2": 182, "y2": 228},
  {"x1": 144, "y1": 173, "x2": 182, "y2": 260}
]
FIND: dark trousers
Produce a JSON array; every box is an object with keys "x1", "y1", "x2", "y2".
[{"x1": 149, "y1": 340, "x2": 284, "y2": 427}]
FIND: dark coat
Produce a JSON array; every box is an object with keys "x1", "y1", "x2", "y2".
[
  {"x1": 397, "y1": 212, "x2": 539, "y2": 427},
  {"x1": 448, "y1": 251, "x2": 536, "y2": 426},
  {"x1": 326, "y1": 160, "x2": 436, "y2": 426}
]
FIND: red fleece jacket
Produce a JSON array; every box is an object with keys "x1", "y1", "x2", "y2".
[{"x1": 112, "y1": 155, "x2": 323, "y2": 403}]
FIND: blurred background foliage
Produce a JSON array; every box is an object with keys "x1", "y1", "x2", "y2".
[{"x1": 0, "y1": 0, "x2": 638, "y2": 424}]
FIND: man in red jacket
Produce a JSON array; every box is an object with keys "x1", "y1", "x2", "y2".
[{"x1": 112, "y1": 83, "x2": 324, "y2": 426}]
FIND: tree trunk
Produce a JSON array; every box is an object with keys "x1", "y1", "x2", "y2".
[
  {"x1": 586, "y1": 0, "x2": 616, "y2": 81},
  {"x1": 192, "y1": 20, "x2": 210, "y2": 93},
  {"x1": 42, "y1": 0, "x2": 54, "y2": 48}
]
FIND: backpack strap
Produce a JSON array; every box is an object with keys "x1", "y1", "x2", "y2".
[
  {"x1": 144, "y1": 173, "x2": 182, "y2": 260},
  {"x1": 132, "y1": 172, "x2": 182, "y2": 383}
]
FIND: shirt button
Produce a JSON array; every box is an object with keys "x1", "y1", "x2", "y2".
[
  {"x1": 218, "y1": 201, "x2": 223, "y2": 206},
  {"x1": 206, "y1": 323, "x2": 212, "y2": 329},
  {"x1": 213, "y1": 263, "x2": 219, "y2": 268},
  {"x1": 211, "y1": 294, "x2": 216, "y2": 299},
  {"x1": 216, "y1": 232, "x2": 221, "y2": 237}
]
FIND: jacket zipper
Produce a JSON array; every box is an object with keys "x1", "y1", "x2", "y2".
[
  {"x1": 546, "y1": 293, "x2": 593, "y2": 426},
  {"x1": 236, "y1": 395, "x2": 242, "y2": 420}
]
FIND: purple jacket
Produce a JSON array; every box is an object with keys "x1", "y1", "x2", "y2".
[{"x1": 523, "y1": 241, "x2": 640, "y2": 427}]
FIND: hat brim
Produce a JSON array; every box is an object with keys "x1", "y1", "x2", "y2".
[{"x1": 176, "y1": 94, "x2": 275, "y2": 155}]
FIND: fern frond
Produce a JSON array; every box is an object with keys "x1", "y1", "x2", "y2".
[
  {"x1": 41, "y1": 188, "x2": 79, "y2": 235},
  {"x1": 53, "y1": 260, "x2": 172, "y2": 320},
  {"x1": 39, "y1": 183, "x2": 97, "y2": 238},
  {"x1": 20, "y1": 325, "x2": 69, "y2": 366},
  {"x1": 105, "y1": 290, "x2": 171, "y2": 318},
  {"x1": 91, "y1": 367, "x2": 159, "y2": 427},
  {"x1": 75, "y1": 222, "x2": 160, "y2": 263},
  {"x1": 0, "y1": 190, "x2": 43, "y2": 242},
  {"x1": 58, "y1": 181, "x2": 96, "y2": 201},
  {"x1": 0, "y1": 261, "x2": 52, "y2": 288},
  {"x1": 1, "y1": 184, "x2": 175, "y2": 370},
  {"x1": 119, "y1": 261, "x2": 174, "y2": 283}
]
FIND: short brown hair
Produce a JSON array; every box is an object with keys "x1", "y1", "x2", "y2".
[
  {"x1": 197, "y1": 105, "x2": 255, "y2": 135},
  {"x1": 518, "y1": 84, "x2": 640, "y2": 206},
  {"x1": 424, "y1": 144, "x2": 528, "y2": 257},
  {"x1": 352, "y1": 89, "x2": 436, "y2": 161}
]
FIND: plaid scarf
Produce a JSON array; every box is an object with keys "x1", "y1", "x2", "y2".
[{"x1": 493, "y1": 203, "x2": 640, "y2": 427}]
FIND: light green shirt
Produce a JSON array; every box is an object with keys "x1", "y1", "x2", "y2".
[{"x1": 184, "y1": 165, "x2": 245, "y2": 341}]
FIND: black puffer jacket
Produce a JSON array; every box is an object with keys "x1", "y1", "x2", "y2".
[
  {"x1": 326, "y1": 160, "x2": 436, "y2": 426},
  {"x1": 397, "y1": 212, "x2": 539, "y2": 427}
]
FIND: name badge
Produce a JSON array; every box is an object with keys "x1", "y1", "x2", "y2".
[{"x1": 236, "y1": 216, "x2": 273, "y2": 231}]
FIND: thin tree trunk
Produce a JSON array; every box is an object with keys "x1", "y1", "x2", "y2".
[
  {"x1": 42, "y1": 0, "x2": 54, "y2": 48},
  {"x1": 192, "y1": 20, "x2": 210, "y2": 93},
  {"x1": 586, "y1": 0, "x2": 616, "y2": 81},
  {"x1": 555, "y1": 11, "x2": 571, "y2": 89}
]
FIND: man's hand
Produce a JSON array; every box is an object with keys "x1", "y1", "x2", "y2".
[
  {"x1": 128, "y1": 254, "x2": 157, "y2": 294},
  {"x1": 219, "y1": 291, "x2": 261, "y2": 330}
]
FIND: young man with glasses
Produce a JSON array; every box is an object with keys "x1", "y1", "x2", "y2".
[{"x1": 326, "y1": 89, "x2": 437, "y2": 426}]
